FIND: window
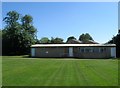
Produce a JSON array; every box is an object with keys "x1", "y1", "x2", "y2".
[
  {"x1": 99, "y1": 48, "x2": 106, "y2": 53},
  {"x1": 80, "y1": 47, "x2": 93, "y2": 53},
  {"x1": 85, "y1": 48, "x2": 93, "y2": 53},
  {"x1": 93, "y1": 48, "x2": 99, "y2": 53},
  {"x1": 80, "y1": 48, "x2": 85, "y2": 53},
  {"x1": 80, "y1": 47, "x2": 106, "y2": 53}
]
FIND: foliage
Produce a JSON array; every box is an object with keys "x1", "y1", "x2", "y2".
[
  {"x1": 50, "y1": 37, "x2": 64, "y2": 44},
  {"x1": 40, "y1": 37, "x2": 50, "y2": 44},
  {"x1": 67, "y1": 36, "x2": 76, "y2": 41},
  {"x1": 0, "y1": 30, "x2": 1, "y2": 38},
  {"x1": 2, "y1": 11, "x2": 37, "y2": 55},
  {"x1": 0, "y1": 30, "x2": 2, "y2": 56},
  {"x1": 37, "y1": 37, "x2": 64, "y2": 44},
  {"x1": 107, "y1": 30, "x2": 120, "y2": 57},
  {"x1": 79, "y1": 33, "x2": 94, "y2": 43}
]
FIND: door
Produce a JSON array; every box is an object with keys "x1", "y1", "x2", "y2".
[
  {"x1": 69, "y1": 47, "x2": 73, "y2": 57},
  {"x1": 31, "y1": 48, "x2": 35, "y2": 57},
  {"x1": 111, "y1": 47, "x2": 116, "y2": 58}
]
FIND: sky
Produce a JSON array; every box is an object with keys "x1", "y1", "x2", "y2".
[{"x1": 2, "y1": 2, "x2": 118, "y2": 43}]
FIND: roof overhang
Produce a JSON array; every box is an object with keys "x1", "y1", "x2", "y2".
[{"x1": 31, "y1": 44, "x2": 116, "y2": 48}]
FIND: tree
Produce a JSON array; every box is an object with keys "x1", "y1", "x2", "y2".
[
  {"x1": 0, "y1": 30, "x2": 1, "y2": 34},
  {"x1": 67, "y1": 36, "x2": 76, "y2": 41},
  {"x1": 0, "y1": 30, "x2": 2, "y2": 56},
  {"x1": 79, "y1": 33, "x2": 93, "y2": 43},
  {"x1": 50, "y1": 37, "x2": 64, "y2": 44},
  {"x1": 2, "y1": 11, "x2": 37, "y2": 55},
  {"x1": 2, "y1": 11, "x2": 22, "y2": 55},
  {"x1": 3, "y1": 11, "x2": 20, "y2": 26},
  {"x1": 40, "y1": 37, "x2": 50, "y2": 44},
  {"x1": 0, "y1": 29, "x2": 1, "y2": 43},
  {"x1": 21, "y1": 15, "x2": 37, "y2": 53},
  {"x1": 35, "y1": 39, "x2": 40, "y2": 44},
  {"x1": 116, "y1": 34, "x2": 120, "y2": 57},
  {"x1": 107, "y1": 30, "x2": 120, "y2": 57}
]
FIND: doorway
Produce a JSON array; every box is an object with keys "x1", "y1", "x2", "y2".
[{"x1": 69, "y1": 47, "x2": 73, "y2": 57}]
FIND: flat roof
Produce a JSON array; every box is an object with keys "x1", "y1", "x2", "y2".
[{"x1": 31, "y1": 44, "x2": 116, "y2": 47}]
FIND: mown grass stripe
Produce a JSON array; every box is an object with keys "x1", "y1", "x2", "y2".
[
  {"x1": 71, "y1": 61, "x2": 88, "y2": 86},
  {"x1": 43, "y1": 60, "x2": 64, "y2": 86},
  {"x1": 2, "y1": 56, "x2": 118, "y2": 86}
]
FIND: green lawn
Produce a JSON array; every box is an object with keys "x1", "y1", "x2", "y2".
[
  {"x1": 0, "y1": 56, "x2": 2, "y2": 87},
  {"x1": 2, "y1": 56, "x2": 118, "y2": 86}
]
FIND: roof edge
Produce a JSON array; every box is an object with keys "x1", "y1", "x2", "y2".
[{"x1": 31, "y1": 44, "x2": 116, "y2": 47}]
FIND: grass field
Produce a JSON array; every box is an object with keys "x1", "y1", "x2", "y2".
[
  {"x1": 2, "y1": 56, "x2": 118, "y2": 86},
  {"x1": 0, "y1": 56, "x2": 2, "y2": 87}
]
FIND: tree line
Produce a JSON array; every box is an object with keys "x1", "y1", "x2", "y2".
[{"x1": 36, "y1": 33, "x2": 93, "y2": 44}]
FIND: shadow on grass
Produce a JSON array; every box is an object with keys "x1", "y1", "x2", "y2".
[
  {"x1": 2, "y1": 55, "x2": 118, "y2": 60},
  {"x1": 28, "y1": 56, "x2": 117, "y2": 60}
]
